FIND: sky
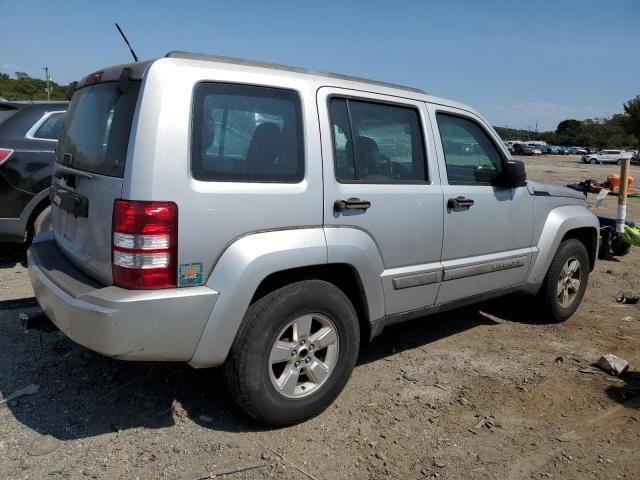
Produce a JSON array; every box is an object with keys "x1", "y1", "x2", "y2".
[{"x1": 1, "y1": 0, "x2": 638, "y2": 131}]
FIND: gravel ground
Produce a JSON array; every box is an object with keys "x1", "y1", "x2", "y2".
[{"x1": 1, "y1": 155, "x2": 639, "y2": 480}]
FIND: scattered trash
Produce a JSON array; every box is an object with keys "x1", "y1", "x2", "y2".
[
  {"x1": 473, "y1": 416, "x2": 501, "y2": 430},
  {"x1": 26, "y1": 434, "x2": 61, "y2": 456},
  {"x1": 0, "y1": 384, "x2": 40, "y2": 405},
  {"x1": 18, "y1": 310, "x2": 57, "y2": 332},
  {"x1": 616, "y1": 291, "x2": 639, "y2": 304},
  {"x1": 190, "y1": 462, "x2": 270, "y2": 479},
  {"x1": 458, "y1": 397, "x2": 472, "y2": 406},
  {"x1": 555, "y1": 430, "x2": 581, "y2": 443},
  {"x1": 597, "y1": 354, "x2": 629, "y2": 376},
  {"x1": 554, "y1": 356, "x2": 564, "y2": 364},
  {"x1": 401, "y1": 371, "x2": 418, "y2": 382}
]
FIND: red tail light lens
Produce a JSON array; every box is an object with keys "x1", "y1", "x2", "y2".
[
  {"x1": 112, "y1": 199, "x2": 178, "y2": 289},
  {"x1": 0, "y1": 148, "x2": 14, "y2": 166}
]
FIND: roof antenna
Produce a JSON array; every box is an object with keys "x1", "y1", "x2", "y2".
[{"x1": 115, "y1": 23, "x2": 139, "y2": 62}]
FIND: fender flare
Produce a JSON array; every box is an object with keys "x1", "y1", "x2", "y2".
[
  {"x1": 188, "y1": 226, "x2": 386, "y2": 368},
  {"x1": 527, "y1": 206, "x2": 599, "y2": 285}
]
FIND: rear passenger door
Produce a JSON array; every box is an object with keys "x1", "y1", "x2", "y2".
[
  {"x1": 318, "y1": 88, "x2": 444, "y2": 315},
  {"x1": 428, "y1": 105, "x2": 534, "y2": 304}
]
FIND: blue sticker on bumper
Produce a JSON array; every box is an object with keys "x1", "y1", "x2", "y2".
[{"x1": 178, "y1": 263, "x2": 203, "y2": 287}]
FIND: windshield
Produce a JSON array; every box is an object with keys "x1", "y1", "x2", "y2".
[{"x1": 57, "y1": 81, "x2": 140, "y2": 177}]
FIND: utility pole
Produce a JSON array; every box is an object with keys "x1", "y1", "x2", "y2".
[{"x1": 43, "y1": 67, "x2": 51, "y2": 101}]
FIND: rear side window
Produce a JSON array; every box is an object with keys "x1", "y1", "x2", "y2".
[
  {"x1": 192, "y1": 83, "x2": 304, "y2": 182},
  {"x1": 58, "y1": 81, "x2": 140, "y2": 177},
  {"x1": 34, "y1": 112, "x2": 65, "y2": 140},
  {"x1": 329, "y1": 98, "x2": 427, "y2": 182}
]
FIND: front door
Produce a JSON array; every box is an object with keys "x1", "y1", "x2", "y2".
[
  {"x1": 428, "y1": 105, "x2": 535, "y2": 304},
  {"x1": 317, "y1": 88, "x2": 444, "y2": 315}
]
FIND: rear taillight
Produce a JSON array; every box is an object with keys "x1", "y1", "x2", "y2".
[
  {"x1": 0, "y1": 149, "x2": 14, "y2": 166},
  {"x1": 112, "y1": 199, "x2": 178, "y2": 289}
]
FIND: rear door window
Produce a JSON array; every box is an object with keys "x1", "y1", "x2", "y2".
[
  {"x1": 58, "y1": 81, "x2": 140, "y2": 177},
  {"x1": 192, "y1": 83, "x2": 304, "y2": 183},
  {"x1": 329, "y1": 98, "x2": 427, "y2": 182}
]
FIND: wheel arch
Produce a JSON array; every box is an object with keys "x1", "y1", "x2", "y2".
[
  {"x1": 527, "y1": 206, "x2": 600, "y2": 285},
  {"x1": 189, "y1": 227, "x2": 385, "y2": 368}
]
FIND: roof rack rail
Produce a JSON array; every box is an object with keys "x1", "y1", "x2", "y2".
[{"x1": 165, "y1": 51, "x2": 426, "y2": 95}]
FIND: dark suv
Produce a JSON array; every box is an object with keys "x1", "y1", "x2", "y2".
[{"x1": 0, "y1": 100, "x2": 68, "y2": 245}]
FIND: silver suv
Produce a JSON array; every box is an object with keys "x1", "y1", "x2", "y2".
[{"x1": 28, "y1": 52, "x2": 599, "y2": 425}]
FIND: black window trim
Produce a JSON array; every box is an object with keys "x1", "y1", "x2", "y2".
[
  {"x1": 434, "y1": 109, "x2": 509, "y2": 187},
  {"x1": 190, "y1": 81, "x2": 306, "y2": 184},
  {"x1": 327, "y1": 94, "x2": 431, "y2": 185}
]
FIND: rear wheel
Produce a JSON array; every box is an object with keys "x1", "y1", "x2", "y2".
[
  {"x1": 537, "y1": 239, "x2": 590, "y2": 322},
  {"x1": 224, "y1": 280, "x2": 360, "y2": 425}
]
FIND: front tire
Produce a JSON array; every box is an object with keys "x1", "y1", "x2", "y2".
[
  {"x1": 224, "y1": 280, "x2": 360, "y2": 426},
  {"x1": 537, "y1": 239, "x2": 590, "y2": 322},
  {"x1": 589, "y1": 158, "x2": 598, "y2": 164}
]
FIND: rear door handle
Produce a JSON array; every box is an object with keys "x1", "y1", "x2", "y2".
[
  {"x1": 334, "y1": 197, "x2": 371, "y2": 212},
  {"x1": 447, "y1": 196, "x2": 474, "y2": 209}
]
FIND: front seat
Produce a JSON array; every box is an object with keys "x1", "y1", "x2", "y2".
[
  {"x1": 245, "y1": 122, "x2": 282, "y2": 178},
  {"x1": 353, "y1": 136, "x2": 389, "y2": 179}
]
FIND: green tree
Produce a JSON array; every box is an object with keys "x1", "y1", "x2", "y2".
[{"x1": 623, "y1": 96, "x2": 640, "y2": 150}]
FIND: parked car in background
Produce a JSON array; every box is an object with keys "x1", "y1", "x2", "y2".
[
  {"x1": 581, "y1": 149, "x2": 626, "y2": 165},
  {"x1": 27, "y1": 52, "x2": 599, "y2": 425},
  {"x1": 527, "y1": 144, "x2": 542, "y2": 155},
  {"x1": 631, "y1": 151, "x2": 639, "y2": 165},
  {"x1": 505, "y1": 143, "x2": 514, "y2": 154},
  {"x1": 0, "y1": 100, "x2": 68, "y2": 244},
  {"x1": 513, "y1": 143, "x2": 536, "y2": 155},
  {"x1": 567, "y1": 146, "x2": 588, "y2": 155},
  {"x1": 544, "y1": 145, "x2": 566, "y2": 155}
]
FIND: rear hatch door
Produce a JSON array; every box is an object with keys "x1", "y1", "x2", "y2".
[{"x1": 51, "y1": 75, "x2": 140, "y2": 284}]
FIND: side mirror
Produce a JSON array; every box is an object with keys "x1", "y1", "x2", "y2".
[{"x1": 499, "y1": 160, "x2": 526, "y2": 188}]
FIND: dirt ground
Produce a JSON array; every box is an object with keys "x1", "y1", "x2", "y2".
[{"x1": 1, "y1": 155, "x2": 639, "y2": 480}]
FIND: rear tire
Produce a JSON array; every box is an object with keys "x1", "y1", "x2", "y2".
[
  {"x1": 224, "y1": 280, "x2": 360, "y2": 426},
  {"x1": 537, "y1": 239, "x2": 590, "y2": 322}
]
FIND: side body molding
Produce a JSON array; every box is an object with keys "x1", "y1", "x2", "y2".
[
  {"x1": 526, "y1": 205, "x2": 599, "y2": 286},
  {"x1": 324, "y1": 227, "x2": 386, "y2": 324},
  {"x1": 189, "y1": 228, "x2": 327, "y2": 368}
]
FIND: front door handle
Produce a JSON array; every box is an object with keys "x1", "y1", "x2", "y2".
[
  {"x1": 334, "y1": 197, "x2": 371, "y2": 212},
  {"x1": 447, "y1": 196, "x2": 474, "y2": 209}
]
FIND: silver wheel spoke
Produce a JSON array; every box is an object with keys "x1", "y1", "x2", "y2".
[
  {"x1": 306, "y1": 359, "x2": 330, "y2": 384},
  {"x1": 270, "y1": 340, "x2": 295, "y2": 364},
  {"x1": 309, "y1": 326, "x2": 337, "y2": 350},
  {"x1": 556, "y1": 280, "x2": 565, "y2": 296},
  {"x1": 567, "y1": 278, "x2": 580, "y2": 292},
  {"x1": 293, "y1": 315, "x2": 313, "y2": 341},
  {"x1": 568, "y1": 260, "x2": 579, "y2": 275},
  {"x1": 278, "y1": 364, "x2": 300, "y2": 395}
]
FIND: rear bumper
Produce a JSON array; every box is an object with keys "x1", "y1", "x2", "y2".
[{"x1": 27, "y1": 234, "x2": 219, "y2": 361}]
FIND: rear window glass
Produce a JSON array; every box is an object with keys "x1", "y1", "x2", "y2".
[
  {"x1": 34, "y1": 112, "x2": 64, "y2": 140},
  {"x1": 57, "y1": 81, "x2": 140, "y2": 177},
  {"x1": 192, "y1": 83, "x2": 304, "y2": 182}
]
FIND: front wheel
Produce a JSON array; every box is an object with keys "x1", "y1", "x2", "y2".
[
  {"x1": 616, "y1": 159, "x2": 622, "y2": 165},
  {"x1": 537, "y1": 239, "x2": 590, "y2": 322},
  {"x1": 589, "y1": 158, "x2": 598, "y2": 164},
  {"x1": 224, "y1": 280, "x2": 360, "y2": 425}
]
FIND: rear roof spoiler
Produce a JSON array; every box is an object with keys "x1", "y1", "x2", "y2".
[{"x1": 76, "y1": 60, "x2": 153, "y2": 90}]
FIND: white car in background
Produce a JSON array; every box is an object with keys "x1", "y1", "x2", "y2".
[{"x1": 581, "y1": 149, "x2": 626, "y2": 165}]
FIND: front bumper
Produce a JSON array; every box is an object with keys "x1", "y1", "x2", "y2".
[{"x1": 27, "y1": 235, "x2": 219, "y2": 361}]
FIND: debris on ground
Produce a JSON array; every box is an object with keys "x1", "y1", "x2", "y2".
[
  {"x1": 473, "y1": 416, "x2": 501, "y2": 430},
  {"x1": 26, "y1": 434, "x2": 61, "y2": 456},
  {"x1": 616, "y1": 291, "x2": 640, "y2": 304},
  {"x1": 555, "y1": 430, "x2": 581, "y2": 443},
  {"x1": 597, "y1": 354, "x2": 630, "y2": 376},
  {"x1": 190, "y1": 462, "x2": 270, "y2": 479},
  {"x1": 0, "y1": 383, "x2": 39, "y2": 405}
]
